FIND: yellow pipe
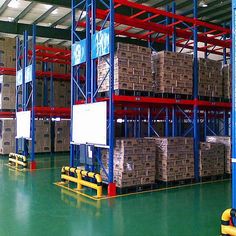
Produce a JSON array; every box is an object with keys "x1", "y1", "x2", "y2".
[
  {"x1": 8, "y1": 158, "x2": 27, "y2": 167},
  {"x1": 9, "y1": 153, "x2": 27, "y2": 162},
  {"x1": 16, "y1": 155, "x2": 18, "y2": 168},
  {"x1": 62, "y1": 166, "x2": 102, "y2": 198},
  {"x1": 61, "y1": 174, "x2": 78, "y2": 184},
  {"x1": 221, "y1": 209, "x2": 236, "y2": 236},
  {"x1": 77, "y1": 172, "x2": 83, "y2": 191},
  {"x1": 9, "y1": 153, "x2": 27, "y2": 168}
]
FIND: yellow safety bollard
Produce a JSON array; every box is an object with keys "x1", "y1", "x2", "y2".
[
  {"x1": 221, "y1": 209, "x2": 236, "y2": 236},
  {"x1": 61, "y1": 166, "x2": 102, "y2": 198}
]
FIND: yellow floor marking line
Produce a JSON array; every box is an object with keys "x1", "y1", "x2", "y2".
[
  {"x1": 54, "y1": 178, "x2": 231, "y2": 201},
  {"x1": 54, "y1": 182, "x2": 100, "y2": 201},
  {"x1": 5, "y1": 164, "x2": 62, "y2": 172}
]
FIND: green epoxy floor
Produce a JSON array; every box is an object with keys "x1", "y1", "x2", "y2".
[{"x1": 0, "y1": 155, "x2": 232, "y2": 236}]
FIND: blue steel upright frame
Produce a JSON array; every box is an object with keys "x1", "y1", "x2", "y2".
[
  {"x1": 16, "y1": 26, "x2": 36, "y2": 164},
  {"x1": 70, "y1": 0, "x2": 115, "y2": 191},
  {"x1": 232, "y1": 0, "x2": 236, "y2": 209},
  {"x1": 193, "y1": 0, "x2": 200, "y2": 181}
]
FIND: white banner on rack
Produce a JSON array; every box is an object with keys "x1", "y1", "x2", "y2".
[
  {"x1": 16, "y1": 111, "x2": 31, "y2": 139},
  {"x1": 72, "y1": 102, "x2": 107, "y2": 145}
]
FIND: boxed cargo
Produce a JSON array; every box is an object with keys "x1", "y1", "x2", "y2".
[
  {"x1": 102, "y1": 138, "x2": 156, "y2": 187},
  {"x1": 152, "y1": 137, "x2": 194, "y2": 182},
  {"x1": 97, "y1": 43, "x2": 153, "y2": 93}
]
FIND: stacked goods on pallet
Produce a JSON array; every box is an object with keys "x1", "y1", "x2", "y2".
[
  {"x1": 151, "y1": 51, "x2": 193, "y2": 95},
  {"x1": 199, "y1": 142, "x2": 224, "y2": 177},
  {"x1": 97, "y1": 43, "x2": 153, "y2": 93},
  {"x1": 198, "y1": 58, "x2": 223, "y2": 98},
  {"x1": 54, "y1": 120, "x2": 70, "y2": 152},
  {"x1": 206, "y1": 136, "x2": 231, "y2": 174},
  {"x1": 33, "y1": 80, "x2": 49, "y2": 107},
  {"x1": 0, "y1": 75, "x2": 16, "y2": 110},
  {"x1": 0, "y1": 37, "x2": 16, "y2": 68},
  {"x1": 29, "y1": 120, "x2": 51, "y2": 153},
  {"x1": 0, "y1": 119, "x2": 16, "y2": 154},
  {"x1": 47, "y1": 81, "x2": 71, "y2": 107},
  {"x1": 222, "y1": 64, "x2": 231, "y2": 99},
  {"x1": 102, "y1": 138, "x2": 156, "y2": 188},
  {"x1": 153, "y1": 137, "x2": 194, "y2": 182}
]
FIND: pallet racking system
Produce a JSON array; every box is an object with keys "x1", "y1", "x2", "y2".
[
  {"x1": 14, "y1": 26, "x2": 72, "y2": 167},
  {"x1": 70, "y1": 0, "x2": 232, "y2": 196}
]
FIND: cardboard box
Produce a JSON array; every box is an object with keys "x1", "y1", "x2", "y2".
[
  {"x1": 198, "y1": 58, "x2": 223, "y2": 98},
  {"x1": 98, "y1": 43, "x2": 153, "y2": 93},
  {"x1": 152, "y1": 51, "x2": 193, "y2": 95},
  {"x1": 199, "y1": 142, "x2": 225, "y2": 177},
  {"x1": 102, "y1": 138, "x2": 156, "y2": 188},
  {"x1": 206, "y1": 136, "x2": 231, "y2": 174},
  {"x1": 151, "y1": 137, "x2": 194, "y2": 182}
]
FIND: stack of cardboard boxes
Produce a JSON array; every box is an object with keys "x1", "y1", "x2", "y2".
[
  {"x1": 54, "y1": 120, "x2": 70, "y2": 152},
  {"x1": 206, "y1": 136, "x2": 231, "y2": 174},
  {"x1": 47, "y1": 81, "x2": 71, "y2": 107},
  {"x1": 222, "y1": 64, "x2": 231, "y2": 99},
  {"x1": 198, "y1": 58, "x2": 223, "y2": 98},
  {"x1": 0, "y1": 37, "x2": 16, "y2": 68},
  {"x1": 29, "y1": 120, "x2": 51, "y2": 153},
  {"x1": 153, "y1": 137, "x2": 194, "y2": 182},
  {"x1": 102, "y1": 138, "x2": 156, "y2": 188},
  {"x1": 0, "y1": 119, "x2": 16, "y2": 154},
  {"x1": 97, "y1": 43, "x2": 153, "y2": 93},
  {"x1": 0, "y1": 75, "x2": 16, "y2": 110},
  {"x1": 199, "y1": 142, "x2": 225, "y2": 177},
  {"x1": 152, "y1": 51, "x2": 193, "y2": 95}
]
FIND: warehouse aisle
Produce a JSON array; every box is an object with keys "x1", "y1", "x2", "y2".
[{"x1": 0, "y1": 157, "x2": 231, "y2": 236}]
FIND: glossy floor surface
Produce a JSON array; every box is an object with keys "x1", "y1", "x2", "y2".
[{"x1": 0, "y1": 155, "x2": 231, "y2": 236}]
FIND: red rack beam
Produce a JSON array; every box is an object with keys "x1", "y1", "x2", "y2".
[
  {"x1": 80, "y1": 96, "x2": 232, "y2": 110},
  {"x1": 114, "y1": 0, "x2": 230, "y2": 34},
  {"x1": 96, "y1": 9, "x2": 230, "y2": 49},
  {"x1": 33, "y1": 107, "x2": 70, "y2": 118},
  {"x1": 0, "y1": 67, "x2": 78, "y2": 82},
  {"x1": 0, "y1": 111, "x2": 15, "y2": 118}
]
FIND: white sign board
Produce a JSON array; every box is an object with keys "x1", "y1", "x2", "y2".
[
  {"x1": 16, "y1": 69, "x2": 23, "y2": 86},
  {"x1": 25, "y1": 64, "x2": 33, "y2": 83},
  {"x1": 72, "y1": 102, "x2": 107, "y2": 145},
  {"x1": 16, "y1": 111, "x2": 31, "y2": 139}
]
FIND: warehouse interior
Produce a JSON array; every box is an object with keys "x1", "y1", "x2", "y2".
[{"x1": 0, "y1": 0, "x2": 235, "y2": 235}]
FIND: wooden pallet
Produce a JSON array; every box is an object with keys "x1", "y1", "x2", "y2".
[{"x1": 157, "y1": 178, "x2": 195, "y2": 188}]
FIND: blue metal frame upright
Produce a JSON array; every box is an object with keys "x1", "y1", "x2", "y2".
[
  {"x1": 15, "y1": 26, "x2": 36, "y2": 163},
  {"x1": 232, "y1": 0, "x2": 236, "y2": 209},
  {"x1": 70, "y1": 0, "x2": 115, "y2": 188},
  {"x1": 193, "y1": 0, "x2": 200, "y2": 181}
]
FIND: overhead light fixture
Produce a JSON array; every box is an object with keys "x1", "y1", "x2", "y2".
[
  {"x1": 199, "y1": 0, "x2": 208, "y2": 8},
  {"x1": 7, "y1": 17, "x2": 14, "y2": 22},
  {"x1": 51, "y1": 9, "x2": 58, "y2": 15},
  {"x1": 44, "y1": 4, "x2": 52, "y2": 10},
  {"x1": 8, "y1": 0, "x2": 20, "y2": 9}
]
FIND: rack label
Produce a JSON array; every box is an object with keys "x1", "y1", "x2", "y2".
[
  {"x1": 16, "y1": 65, "x2": 32, "y2": 86},
  {"x1": 92, "y1": 27, "x2": 110, "y2": 59},
  {"x1": 16, "y1": 69, "x2": 23, "y2": 86},
  {"x1": 72, "y1": 39, "x2": 86, "y2": 66},
  {"x1": 25, "y1": 64, "x2": 32, "y2": 83}
]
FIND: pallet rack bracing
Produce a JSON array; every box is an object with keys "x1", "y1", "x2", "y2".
[
  {"x1": 70, "y1": 0, "x2": 116, "y2": 196},
  {"x1": 15, "y1": 26, "x2": 71, "y2": 168},
  {"x1": 70, "y1": 0, "x2": 231, "y2": 195}
]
